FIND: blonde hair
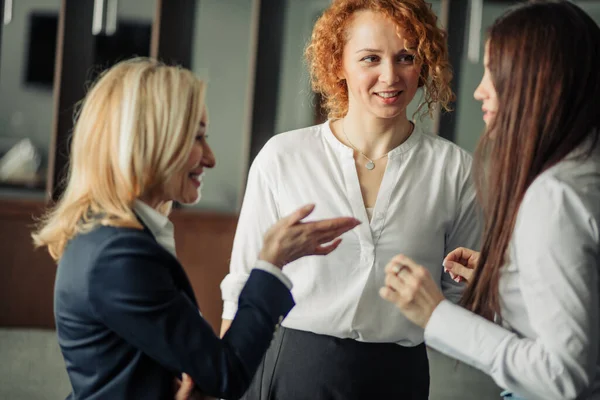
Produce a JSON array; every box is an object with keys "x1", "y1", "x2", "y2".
[{"x1": 33, "y1": 58, "x2": 206, "y2": 260}]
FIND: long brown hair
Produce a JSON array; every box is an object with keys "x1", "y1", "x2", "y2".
[{"x1": 461, "y1": 0, "x2": 600, "y2": 320}]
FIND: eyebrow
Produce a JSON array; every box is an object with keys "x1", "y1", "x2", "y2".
[{"x1": 355, "y1": 48, "x2": 413, "y2": 54}]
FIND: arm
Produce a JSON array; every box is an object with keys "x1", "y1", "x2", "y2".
[
  {"x1": 220, "y1": 155, "x2": 282, "y2": 326},
  {"x1": 89, "y1": 233, "x2": 294, "y2": 400},
  {"x1": 442, "y1": 158, "x2": 482, "y2": 303},
  {"x1": 425, "y1": 178, "x2": 599, "y2": 400}
]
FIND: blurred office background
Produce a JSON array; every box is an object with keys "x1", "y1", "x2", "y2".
[{"x1": 1, "y1": 0, "x2": 599, "y2": 398}]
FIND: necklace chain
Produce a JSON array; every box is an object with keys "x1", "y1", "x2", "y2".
[{"x1": 341, "y1": 120, "x2": 413, "y2": 170}]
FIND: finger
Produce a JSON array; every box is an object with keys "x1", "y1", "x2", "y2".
[
  {"x1": 175, "y1": 373, "x2": 195, "y2": 400},
  {"x1": 379, "y1": 285, "x2": 400, "y2": 303},
  {"x1": 444, "y1": 261, "x2": 473, "y2": 282},
  {"x1": 385, "y1": 269, "x2": 404, "y2": 288},
  {"x1": 283, "y1": 204, "x2": 316, "y2": 226},
  {"x1": 385, "y1": 270, "x2": 410, "y2": 295},
  {"x1": 447, "y1": 271, "x2": 463, "y2": 283},
  {"x1": 313, "y1": 238, "x2": 342, "y2": 255},
  {"x1": 313, "y1": 223, "x2": 359, "y2": 245},
  {"x1": 173, "y1": 378, "x2": 182, "y2": 393},
  {"x1": 305, "y1": 217, "x2": 361, "y2": 233},
  {"x1": 385, "y1": 259, "x2": 402, "y2": 275},
  {"x1": 444, "y1": 247, "x2": 475, "y2": 264},
  {"x1": 385, "y1": 254, "x2": 419, "y2": 275}
]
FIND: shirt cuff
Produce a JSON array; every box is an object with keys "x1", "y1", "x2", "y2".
[
  {"x1": 221, "y1": 301, "x2": 238, "y2": 320},
  {"x1": 424, "y1": 299, "x2": 509, "y2": 374},
  {"x1": 254, "y1": 259, "x2": 293, "y2": 290}
]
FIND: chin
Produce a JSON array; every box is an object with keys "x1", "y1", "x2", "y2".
[
  {"x1": 374, "y1": 109, "x2": 405, "y2": 120},
  {"x1": 178, "y1": 188, "x2": 202, "y2": 206}
]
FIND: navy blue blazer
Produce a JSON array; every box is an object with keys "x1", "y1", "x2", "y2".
[{"x1": 54, "y1": 223, "x2": 294, "y2": 400}]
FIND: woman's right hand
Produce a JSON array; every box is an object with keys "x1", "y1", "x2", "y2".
[
  {"x1": 443, "y1": 247, "x2": 480, "y2": 283},
  {"x1": 258, "y1": 204, "x2": 361, "y2": 268}
]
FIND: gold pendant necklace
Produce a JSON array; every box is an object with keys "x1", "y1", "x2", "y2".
[{"x1": 342, "y1": 120, "x2": 412, "y2": 170}]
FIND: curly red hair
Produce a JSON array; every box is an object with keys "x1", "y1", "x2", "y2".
[{"x1": 305, "y1": 0, "x2": 454, "y2": 120}]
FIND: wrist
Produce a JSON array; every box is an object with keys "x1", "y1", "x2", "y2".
[{"x1": 258, "y1": 251, "x2": 283, "y2": 269}]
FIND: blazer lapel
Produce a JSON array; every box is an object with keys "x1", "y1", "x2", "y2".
[{"x1": 135, "y1": 213, "x2": 200, "y2": 308}]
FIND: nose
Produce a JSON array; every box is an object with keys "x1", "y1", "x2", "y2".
[
  {"x1": 202, "y1": 142, "x2": 216, "y2": 168},
  {"x1": 474, "y1": 79, "x2": 486, "y2": 101},
  {"x1": 379, "y1": 60, "x2": 400, "y2": 85}
]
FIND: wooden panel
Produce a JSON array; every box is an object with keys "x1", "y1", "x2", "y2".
[
  {"x1": 0, "y1": 198, "x2": 238, "y2": 333},
  {"x1": 171, "y1": 210, "x2": 238, "y2": 331},
  {"x1": 0, "y1": 199, "x2": 55, "y2": 328}
]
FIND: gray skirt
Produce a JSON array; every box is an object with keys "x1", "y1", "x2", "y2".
[{"x1": 241, "y1": 326, "x2": 430, "y2": 400}]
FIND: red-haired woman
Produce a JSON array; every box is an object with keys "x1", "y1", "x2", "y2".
[{"x1": 221, "y1": 0, "x2": 482, "y2": 398}]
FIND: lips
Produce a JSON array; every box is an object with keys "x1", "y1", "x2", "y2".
[
  {"x1": 482, "y1": 108, "x2": 496, "y2": 121},
  {"x1": 375, "y1": 91, "x2": 401, "y2": 98},
  {"x1": 188, "y1": 171, "x2": 204, "y2": 188}
]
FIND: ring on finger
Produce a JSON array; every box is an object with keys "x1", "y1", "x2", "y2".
[{"x1": 392, "y1": 263, "x2": 407, "y2": 276}]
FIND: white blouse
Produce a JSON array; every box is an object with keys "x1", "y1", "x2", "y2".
[
  {"x1": 425, "y1": 146, "x2": 600, "y2": 399},
  {"x1": 221, "y1": 121, "x2": 481, "y2": 345}
]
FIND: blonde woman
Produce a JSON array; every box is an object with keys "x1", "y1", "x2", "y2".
[{"x1": 32, "y1": 58, "x2": 360, "y2": 400}]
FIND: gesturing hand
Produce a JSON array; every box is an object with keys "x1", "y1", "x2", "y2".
[
  {"x1": 379, "y1": 254, "x2": 445, "y2": 329},
  {"x1": 259, "y1": 204, "x2": 361, "y2": 268},
  {"x1": 443, "y1": 247, "x2": 480, "y2": 283}
]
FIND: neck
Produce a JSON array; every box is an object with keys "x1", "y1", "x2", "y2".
[
  {"x1": 340, "y1": 110, "x2": 413, "y2": 159},
  {"x1": 138, "y1": 194, "x2": 167, "y2": 211}
]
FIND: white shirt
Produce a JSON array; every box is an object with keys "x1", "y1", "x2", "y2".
[
  {"x1": 221, "y1": 121, "x2": 481, "y2": 345},
  {"x1": 134, "y1": 200, "x2": 178, "y2": 257},
  {"x1": 425, "y1": 146, "x2": 600, "y2": 400},
  {"x1": 134, "y1": 200, "x2": 292, "y2": 288}
]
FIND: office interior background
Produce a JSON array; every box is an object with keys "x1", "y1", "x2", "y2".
[{"x1": 0, "y1": 0, "x2": 598, "y2": 398}]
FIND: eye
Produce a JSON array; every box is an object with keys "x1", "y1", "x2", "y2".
[
  {"x1": 195, "y1": 134, "x2": 207, "y2": 143},
  {"x1": 398, "y1": 54, "x2": 415, "y2": 64},
  {"x1": 361, "y1": 55, "x2": 380, "y2": 63}
]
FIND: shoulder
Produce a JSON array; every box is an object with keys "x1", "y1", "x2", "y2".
[
  {"x1": 517, "y1": 157, "x2": 600, "y2": 244},
  {"x1": 417, "y1": 131, "x2": 474, "y2": 165},
  {"x1": 411, "y1": 130, "x2": 474, "y2": 186},
  {"x1": 253, "y1": 123, "x2": 326, "y2": 166},
  {"x1": 63, "y1": 225, "x2": 168, "y2": 272},
  {"x1": 524, "y1": 157, "x2": 600, "y2": 210}
]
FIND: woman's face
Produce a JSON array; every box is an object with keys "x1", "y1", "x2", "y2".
[
  {"x1": 474, "y1": 43, "x2": 499, "y2": 125},
  {"x1": 165, "y1": 109, "x2": 216, "y2": 205},
  {"x1": 340, "y1": 10, "x2": 421, "y2": 121}
]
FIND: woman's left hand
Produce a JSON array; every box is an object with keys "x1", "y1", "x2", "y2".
[
  {"x1": 379, "y1": 254, "x2": 445, "y2": 329},
  {"x1": 174, "y1": 373, "x2": 216, "y2": 400}
]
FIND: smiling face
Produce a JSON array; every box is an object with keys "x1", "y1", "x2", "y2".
[
  {"x1": 163, "y1": 109, "x2": 216, "y2": 205},
  {"x1": 339, "y1": 10, "x2": 421, "y2": 121},
  {"x1": 474, "y1": 43, "x2": 499, "y2": 125}
]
